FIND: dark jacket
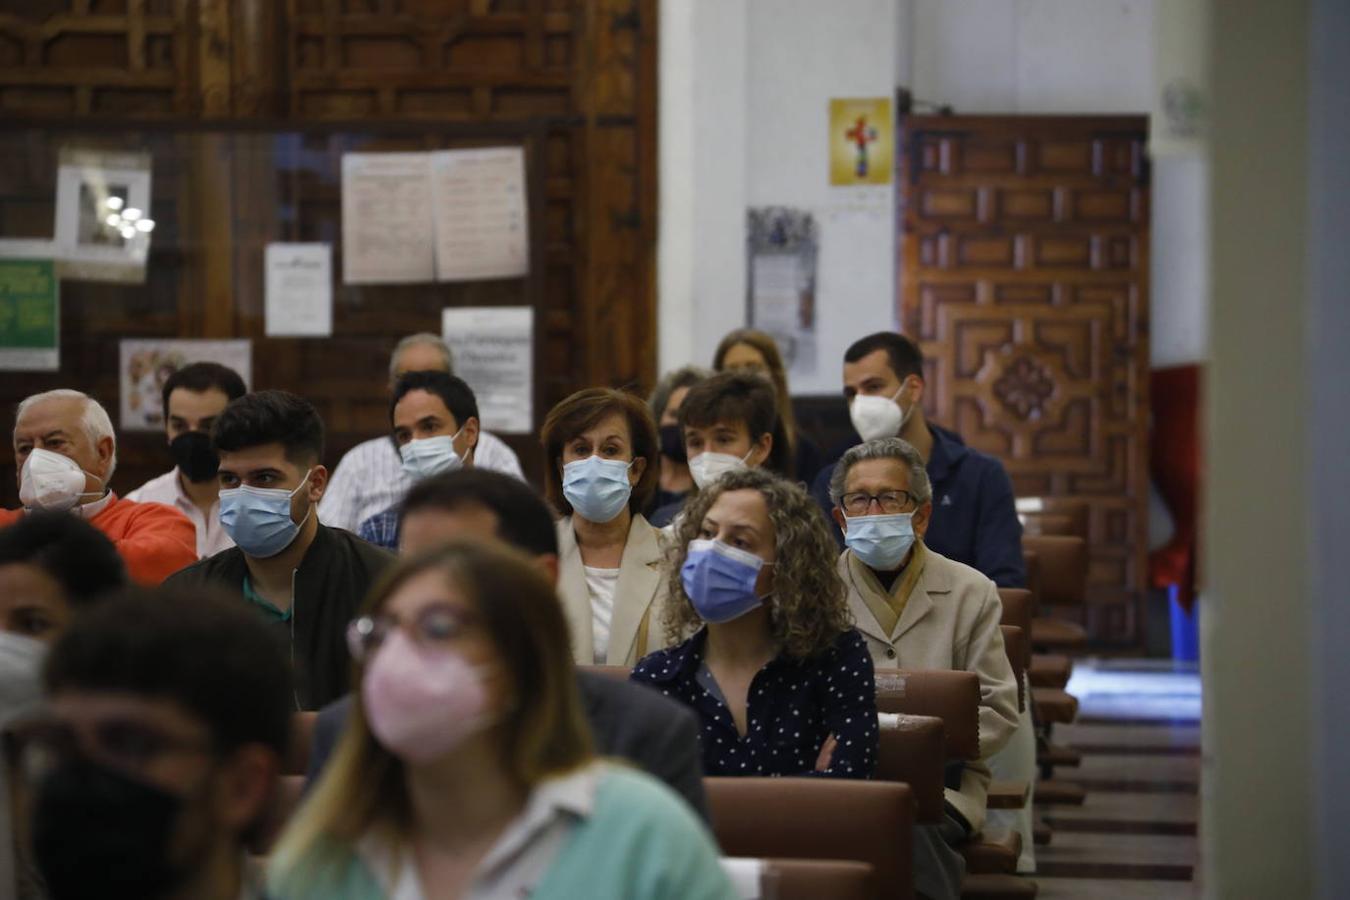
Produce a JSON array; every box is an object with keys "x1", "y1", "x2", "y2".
[
  {"x1": 812, "y1": 423, "x2": 1026, "y2": 588},
  {"x1": 307, "y1": 670, "x2": 710, "y2": 821},
  {"x1": 165, "y1": 524, "x2": 394, "y2": 710}
]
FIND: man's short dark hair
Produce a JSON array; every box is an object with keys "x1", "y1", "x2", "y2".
[
  {"x1": 390, "y1": 371, "x2": 479, "y2": 431},
  {"x1": 160, "y1": 362, "x2": 247, "y2": 422},
  {"x1": 843, "y1": 332, "x2": 924, "y2": 382},
  {"x1": 44, "y1": 586, "x2": 292, "y2": 758},
  {"x1": 212, "y1": 390, "x2": 324, "y2": 466},
  {"x1": 0, "y1": 512, "x2": 126, "y2": 607},
  {"x1": 399, "y1": 469, "x2": 558, "y2": 558}
]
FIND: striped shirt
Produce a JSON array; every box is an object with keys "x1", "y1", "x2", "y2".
[{"x1": 318, "y1": 431, "x2": 525, "y2": 533}]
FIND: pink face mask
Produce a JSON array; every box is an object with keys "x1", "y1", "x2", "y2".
[{"x1": 361, "y1": 630, "x2": 492, "y2": 763}]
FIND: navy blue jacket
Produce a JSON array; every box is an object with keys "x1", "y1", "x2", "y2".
[{"x1": 811, "y1": 423, "x2": 1026, "y2": 588}]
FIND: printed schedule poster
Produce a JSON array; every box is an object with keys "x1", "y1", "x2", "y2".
[
  {"x1": 442, "y1": 306, "x2": 533, "y2": 434},
  {"x1": 0, "y1": 259, "x2": 59, "y2": 371},
  {"x1": 340, "y1": 152, "x2": 436, "y2": 285}
]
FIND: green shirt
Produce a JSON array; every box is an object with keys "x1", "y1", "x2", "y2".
[
  {"x1": 242, "y1": 574, "x2": 292, "y2": 623},
  {"x1": 269, "y1": 764, "x2": 737, "y2": 900}
]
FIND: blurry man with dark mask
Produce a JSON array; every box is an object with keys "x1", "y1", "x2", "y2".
[
  {"x1": 12, "y1": 587, "x2": 290, "y2": 900},
  {"x1": 127, "y1": 362, "x2": 247, "y2": 559}
]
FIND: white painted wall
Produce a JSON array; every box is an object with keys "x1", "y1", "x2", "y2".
[
  {"x1": 658, "y1": 0, "x2": 748, "y2": 376},
  {"x1": 659, "y1": 0, "x2": 1205, "y2": 394},
  {"x1": 744, "y1": 0, "x2": 901, "y2": 394}
]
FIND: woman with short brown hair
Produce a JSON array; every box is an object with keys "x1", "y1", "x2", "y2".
[{"x1": 540, "y1": 388, "x2": 668, "y2": 665}]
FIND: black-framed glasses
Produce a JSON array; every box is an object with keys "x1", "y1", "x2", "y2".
[
  {"x1": 840, "y1": 490, "x2": 917, "y2": 516},
  {"x1": 7, "y1": 716, "x2": 214, "y2": 787},
  {"x1": 346, "y1": 603, "x2": 481, "y2": 662}
]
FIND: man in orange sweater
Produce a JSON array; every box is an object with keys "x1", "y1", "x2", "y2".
[{"x1": 2, "y1": 389, "x2": 196, "y2": 584}]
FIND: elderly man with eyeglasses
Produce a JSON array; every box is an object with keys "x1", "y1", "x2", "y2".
[{"x1": 829, "y1": 438, "x2": 1020, "y2": 865}]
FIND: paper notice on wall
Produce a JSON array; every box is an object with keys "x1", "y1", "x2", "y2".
[
  {"x1": 265, "y1": 243, "x2": 332, "y2": 336},
  {"x1": 53, "y1": 148, "x2": 153, "y2": 283},
  {"x1": 119, "y1": 339, "x2": 252, "y2": 432},
  {"x1": 430, "y1": 147, "x2": 529, "y2": 282},
  {"x1": 0, "y1": 259, "x2": 59, "y2": 371},
  {"x1": 442, "y1": 307, "x2": 533, "y2": 434},
  {"x1": 747, "y1": 207, "x2": 820, "y2": 379},
  {"x1": 341, "y1": 153, "x2": 435, "y2": 284}
]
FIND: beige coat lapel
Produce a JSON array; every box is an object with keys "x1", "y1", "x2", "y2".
[
  {"x1": 840, "y1": 551, "x2": 895, "y2": 647},
  {"x1": 555, "y1": 518, "x2": 595, "y2": 665},
  {"x1": 606, "y1": 515, "x2": 665, "y2": 665},
  {"x1": 892, "y1": 548, "x2": 948, "y2": 640}
]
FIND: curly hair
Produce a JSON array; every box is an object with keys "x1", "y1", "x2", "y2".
[{"x1": 662, "y1": 468, "x2": 851, "y2": 660}]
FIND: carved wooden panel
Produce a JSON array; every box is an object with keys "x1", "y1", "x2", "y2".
[
  {"x1": 0, "y1": 0, "x2": 657, "y2": 498},
  {"x1": 900, "y1": 115, "x2": 1150, "y2": 646}
]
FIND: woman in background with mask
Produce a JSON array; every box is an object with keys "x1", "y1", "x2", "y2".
[
  {"x1": 645, "y1": 366, "x2": 709, "y2": 519},
  {"x1": 712, "y1": 328, "x2": 822, "y2": 485},
  {"x1": 540, "y1": 389, "x2": 667, "y2": 666},
  {"x1": 270, "y1": 541, "x2": 736, "y2": 900},
  {"x1": 631, "y1": 468, "x2": 878, "y2": 779}
]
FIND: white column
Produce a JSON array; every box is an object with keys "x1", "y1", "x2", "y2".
[
  {"x1": 658, "y1": 0, "x2": 749, "y2": 375},
  {"x1": 1202, "y1": 0, "x2": 1316, "y2": 894}
]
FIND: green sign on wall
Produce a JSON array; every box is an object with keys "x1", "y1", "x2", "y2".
[{"x1": 0, "y1": 259, "x2": 59, "y2": 370}]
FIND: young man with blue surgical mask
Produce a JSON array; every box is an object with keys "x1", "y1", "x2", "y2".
[
  {"x1": 355, "y1": 370, "x2": 481, "y2": 550},
  {"x1": 165, "y1": 390, "x2": 393, "y2": 710},
  {"x1": 829, "y1": 437, "x2": 1020, "y2": 859}
]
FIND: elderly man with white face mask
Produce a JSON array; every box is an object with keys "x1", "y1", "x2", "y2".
[{"x1": 0, "y1": 390, "x2": 196, "y2": 584}]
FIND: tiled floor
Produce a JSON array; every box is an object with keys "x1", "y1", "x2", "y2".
[{"x1": 1031, "y1": 658, "x2": 1201, "y2": 898}]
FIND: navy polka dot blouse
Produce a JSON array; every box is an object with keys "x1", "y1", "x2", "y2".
[{"x1": 631, "y1": 627, "x2": 879, "y2": 779}]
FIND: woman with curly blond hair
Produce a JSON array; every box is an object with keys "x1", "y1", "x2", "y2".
[{"x1": 631, "y1": 468, "x2": 878, "y2": 779}]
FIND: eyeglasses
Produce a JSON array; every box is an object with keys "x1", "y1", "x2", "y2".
[
  {"x1": 840, "y1": 490, "x2": 917, "y2": 516},
  {"x1": 7, "y1": 716, "x2": 213, "y2": 786},
  {"x1": 346, "y1": 603, "x2": 480, "y2": 662}
]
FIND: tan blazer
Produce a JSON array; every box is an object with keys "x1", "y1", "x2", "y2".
[
  {"x1": 840, "y1": 544, "x2": 1020, "y2": 834},
  {"x1": 557, "y1": 514, "x2": 670, "y2": 666}
]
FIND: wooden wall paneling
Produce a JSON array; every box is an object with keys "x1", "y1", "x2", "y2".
[
  {"x1": 574, "y1": 0, "x2": 656, "y2": 392},
  {"x1": 0, "y1": 1, "x2": 193, "y2": 119},
  {"x1": 0, "y1": 0, "x2": 659, "y2": 498},
  {"x1": 898, "y1": 115, "x2": 1151, "y2": 646}
]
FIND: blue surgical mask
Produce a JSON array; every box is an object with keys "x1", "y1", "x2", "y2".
[
  {"x1": 562, "y1": 456, "x2": 634, "y2": 523},
  {"x1": 681, "y1": 539, "x2": 772, "y2": 624},
  {"x1": 844, "y1": 512, "x2": 916, "y2": 571},
  {"x1": 219, "y1": 470, "x2": 313, "y2": 559},
  {"x1": 400, "y1": 431, "x2": 464, "y2": 481}
]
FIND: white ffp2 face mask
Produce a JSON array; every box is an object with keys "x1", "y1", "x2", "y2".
[
  {"x1": 688, "y1": 449, "x2": 753, "y2": 491},
  {"x1": 849, "y1": 384, "x2": 911, "y2": 442},
  {"x1": 18, "y1": 449, "x2": 102, "y2": 513}
]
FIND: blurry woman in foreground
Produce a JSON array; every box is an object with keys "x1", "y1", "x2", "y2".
[{"x1": 269, "y1": 541, "x2": 734, "y2": 900}]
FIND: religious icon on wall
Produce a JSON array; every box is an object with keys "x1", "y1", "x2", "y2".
[
  {"x1": 829, "y1": 98, "x2": 893, "y2": 186},
  {"x1": 118, "y1": 339, "x2": 252, "y2": 431}
]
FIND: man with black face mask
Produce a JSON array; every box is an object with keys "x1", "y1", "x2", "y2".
[
  {"x1": 127, "y1": 362, "x2": 247, "y2": 559},
  {"x1": 14, "y1": 586, "x2": 291, "y2": 900}
]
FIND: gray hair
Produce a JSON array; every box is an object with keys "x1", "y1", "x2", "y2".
[
  {"x1": 15, "y1": 389, "x2": 118, "y2": 482},
  {"x1": 647, "y1": 365, "x2": 711, "y2": 420},
  {"x1": 389, "y1": 333, "x2": 454, "y2": 380},
  {"x1": 828, "y1": 437, "x2": 931, "y2": 506}
]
